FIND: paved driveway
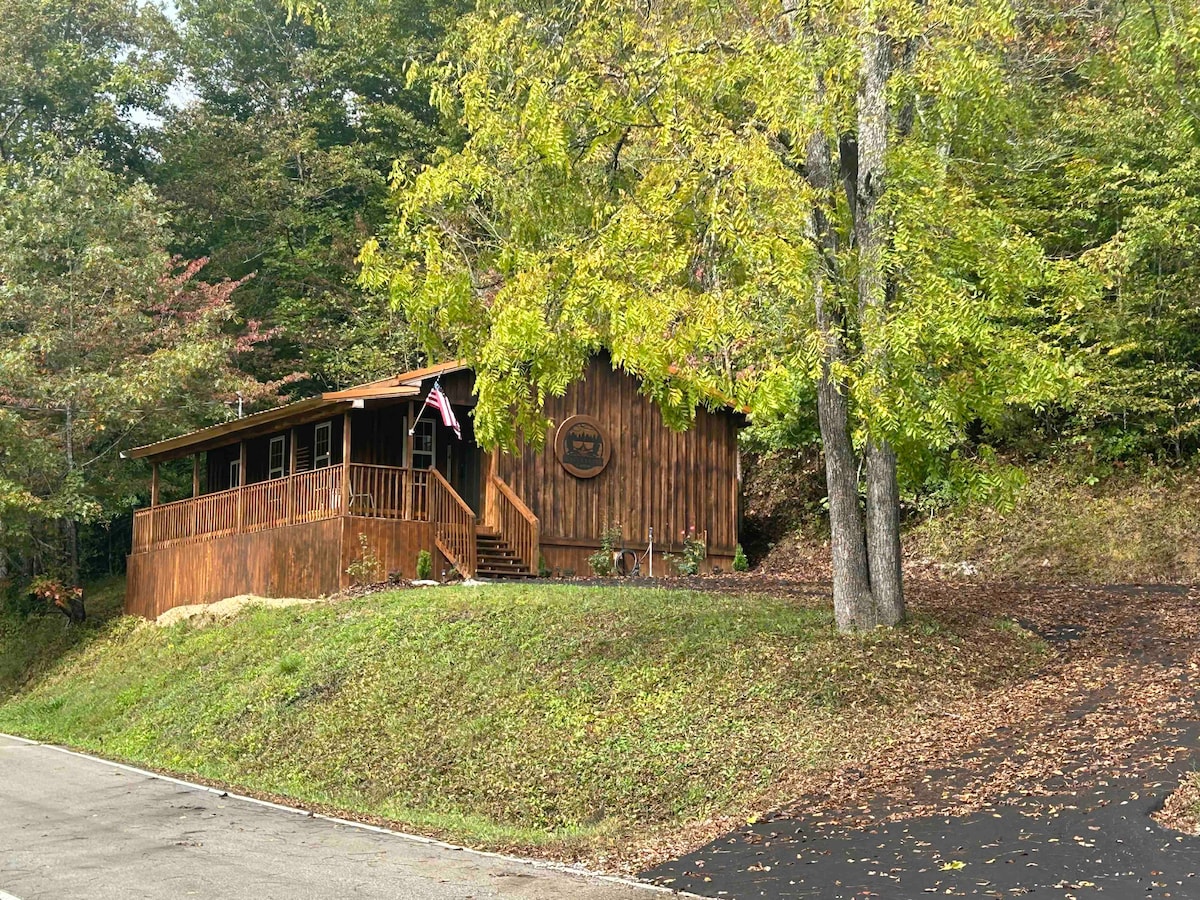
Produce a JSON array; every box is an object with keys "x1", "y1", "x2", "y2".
[
  {"x1": 642, "y1": 584, "x2": 1200, "y2": 899},
  {"x1": 0, "y1": 734, "x2": 649, "y2": 900}
]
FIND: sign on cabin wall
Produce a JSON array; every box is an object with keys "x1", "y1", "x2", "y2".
[{"x1": 555, "y1": 415, "x2": 611, "y2": 478}]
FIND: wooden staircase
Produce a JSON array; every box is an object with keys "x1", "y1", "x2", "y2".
[{"x1": 475, "y1": 528, "x2": 536, "y2": 579}]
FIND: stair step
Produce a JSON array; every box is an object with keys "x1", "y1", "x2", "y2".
[
  {"x1": 477, "y1": 569, "x2": 537, "y2": 579},
  {"x1": 471, "y1": 528, "x2": 536, "y2": 579}
]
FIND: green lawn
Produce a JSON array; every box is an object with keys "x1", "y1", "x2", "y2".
[{"x1": 0, "y1": 582, "x2": 1045, "y2": 862}]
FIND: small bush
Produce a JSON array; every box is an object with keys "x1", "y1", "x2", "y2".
[
  {"x1": 346, "y1": 534, "x2": 382, "y2": 585},
  {"x1": 673, "y1": 529, "x2": 707, "y2": 576},
  {"x1": 587, "y1": 525, "x2": 623, "y2": 576},
  {"x1": 733, "y1": 543, "x2": 749, "y2": 572},
  {"x1": 29, "y1": 576, "x2": 85, "y2": 624},
  {"x1": 416, "y1": 550, "x2": 433, "y2": 581}
]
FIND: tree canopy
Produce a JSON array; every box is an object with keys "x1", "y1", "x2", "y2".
[
  {"x1": 3, "y1": 0, "x2": 1200, "y2": 627},
  {"x1": 359, "y1": 0, "x2": 1084, "y2": 626}
]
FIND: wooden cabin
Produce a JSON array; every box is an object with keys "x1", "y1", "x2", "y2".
[{"x1": 124, "y1": 358, "x2": 745, "y2": 618}]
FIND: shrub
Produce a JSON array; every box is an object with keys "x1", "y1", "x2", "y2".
[
  {"x1": 587, "y1": 525, "x2": 623, "y2": 576},
  {"x1": 733, "y1": 543, "x2": 749, "y2": 572},
  {"x1": 346, "y1": 534, "x2": 382, "y2": 585},
  {"x1": 416, "y1": 550, "x2": 433, "y2": 581},
  {"x1": 29, "y1": 576, "x2": 86, "y2": 623},
  {"x1": 673, "y1": 529, "x2": 707, "y2": 576}
]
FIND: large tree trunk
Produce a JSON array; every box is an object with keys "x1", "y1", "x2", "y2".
[
  {"x1": 865, "y1": 441, "x2": 903, "y2": 623},
  {"x1": 806, "y1": 126, "x2": 876, "y2": 631},
  {"x1": 854, "y1": 22, "x2": 905, "y2": 624},
  {"x1": 818, "y1": 369, "x2": 878, "y2": 630}
]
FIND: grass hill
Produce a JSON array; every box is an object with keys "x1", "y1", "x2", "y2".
[{"x1": 0, "y1": 582, "x2": 1044, "y2": 867}]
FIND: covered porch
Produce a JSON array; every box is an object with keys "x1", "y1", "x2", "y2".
[{"x1": 124, "y1": 363, "x2": 540, "y2": 618}]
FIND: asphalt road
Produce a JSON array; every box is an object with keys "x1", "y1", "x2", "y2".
[
  {"x1": 0, "y1": 734, "x2": 650, "y2": 900},
  {"x1": 642, "y1": 585, "x2": 1200, "y2": 899}
]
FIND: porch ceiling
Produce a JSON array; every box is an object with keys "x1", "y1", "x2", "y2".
[{"x1": 124, "y1": 379, "x2": 425, "y2": 462}]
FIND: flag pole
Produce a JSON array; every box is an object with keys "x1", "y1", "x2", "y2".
[{"x1": 408, "y1": 377, "x2": 439, "y2": 436}]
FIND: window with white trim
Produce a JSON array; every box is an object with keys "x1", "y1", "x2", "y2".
[
  {"x1": 269, "y1": 435, "x2": 286, "y2": 479},
  {"x1": 411, "y1": 419, "x2": 434, "y2": 470},
  {"x1": 314, "y1": 421, "x2": 332, "y2": 469},
  {"x1": 229, "y1": 458, "x2": 241, "y2": 488}
]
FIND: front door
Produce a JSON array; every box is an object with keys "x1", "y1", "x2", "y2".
[{"x1": 433, "y1": 415, "x2": 481, "y2": 516}]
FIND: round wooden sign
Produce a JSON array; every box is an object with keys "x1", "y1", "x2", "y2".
[{"x1": 554, "y1": 415, "x2": 611, "y2": 478}]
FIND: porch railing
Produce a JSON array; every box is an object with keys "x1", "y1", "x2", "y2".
[
  {"x1": 347, "y1": 464, "x2": 428, "y2": 521},
  {"x1": 132, "y1": 464, "x2": 428, "y2": 553},
  {"x1": 486, "y1": 474, "x2": 539, "y2": 573},
  {"x1": 427, "y1": 468, "x2": 476, "y2": 579}
]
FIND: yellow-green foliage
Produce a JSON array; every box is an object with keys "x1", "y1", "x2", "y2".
[
  {"x1": 0, "y1": 583, "x2": 1044, "y2": 856},
  {"x1": 360, "y1": 0, "x2": 1078, "y2": 461}
]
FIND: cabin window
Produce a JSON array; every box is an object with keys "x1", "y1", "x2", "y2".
[
  {"x1": 314, "y1": 421, "x2": 332, "y2": 469},
  {"x1": 229, "y1": 459, "x2": 241, "y2": 488},
  {"x1": 269, "y1": 435, "x2": 287, "y2": 479},
  {"x1": 412, "y1": 419, "x2": 434, "y2": 470}
]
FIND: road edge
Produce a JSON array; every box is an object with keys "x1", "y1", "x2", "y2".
[{"x1": 0, "y1": 731, "x2": 698, "y2": 898}]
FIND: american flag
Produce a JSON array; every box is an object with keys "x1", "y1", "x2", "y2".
[{"x1": 425, "y1": 380, "x2": 462, "y2": 439}]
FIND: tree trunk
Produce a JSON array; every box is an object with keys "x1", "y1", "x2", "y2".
[
  {"x1": 806, "y1": 125, "x2": 876, "y2": 631},
  {"x1": 855, "y1": 21, "x2": 905, "y2": 624},
  {"x1": 819, "y1": 372, "x2": 878, "y2": 630},
  {"x1": 865, "y1": 440, "x2": 903, "y2": 623},
  {"x1": 63, "y1": 398, "x2": 80, "y2": 587}
]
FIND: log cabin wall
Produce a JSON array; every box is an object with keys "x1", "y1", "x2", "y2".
[
  {"x1": 490, "y1": 358, "x2": 742, "y2": 574},
  {"x1": 349, "y1": 407, "x2": 408, "y2": 467}
]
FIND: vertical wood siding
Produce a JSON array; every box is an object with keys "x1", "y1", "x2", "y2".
[
  {"x1": 492, "y1": 358, "x2": 741, "y2": 559},
  {"x1": 126, "y1": 516, "x2": 436, "y2": 618}
]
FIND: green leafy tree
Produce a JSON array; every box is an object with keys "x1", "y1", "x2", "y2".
[
  {"x1": 361, "y1": 0, "x2": 1077, "y2": 630},
  {"x1": 0, "y1": 152, "x2": 272, "y2": 587},
  {"x1": 999, "y1": 0, "x2": 1200, "y2": 462},
  {"x1": 151, "y1": 0, "x2": 466, "y2": 389},
  {"x1": 0, "y1": 0, "x2": 174, "y2": 167}
]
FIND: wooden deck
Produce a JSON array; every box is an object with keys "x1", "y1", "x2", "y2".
[
  {"x1": 124, "y1": 463, "x2": 545, "y2": 618},
  {"x1": 132, "y1": 464, "x2": 429, "y2": 553}
]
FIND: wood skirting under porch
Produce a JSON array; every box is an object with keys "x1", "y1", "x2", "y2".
[{"x1": 126, "y1": 516, "x2": 434, "y2": 619}]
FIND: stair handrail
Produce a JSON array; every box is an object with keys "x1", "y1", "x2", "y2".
[
  {"x1": 488, "y1": 474, "x2": 540, "y2": 574},
  {"x1": 427, "y1": 468, "x2": 476, "y2": 579}
]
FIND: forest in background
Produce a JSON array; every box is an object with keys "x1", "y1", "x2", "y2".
[{"x1": 3, "y1": 0, "x2": 1200, "y2": 603}]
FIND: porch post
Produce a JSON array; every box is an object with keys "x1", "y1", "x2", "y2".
[
  {"x1": 288, "y1": 426, "x2": 298, "y2": 524},
  {"x1": 482, "y1": 451, "x2": 496, "y2": 528},
  {"x1": 341, "y1": 411, "x2": 352, "y2": 514},
  {"x1": 404, "y1": 400, "x2": 415, "y2": 520},
  {"x1": 237, "y1": 440, "x2": 246, "y2": 533},
  {"x1": 191, "y1": 454, "x2": 200, "y2": 540},
  {"x1": 150, "y1": 461, "x2": 160, "y2": 545}
]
